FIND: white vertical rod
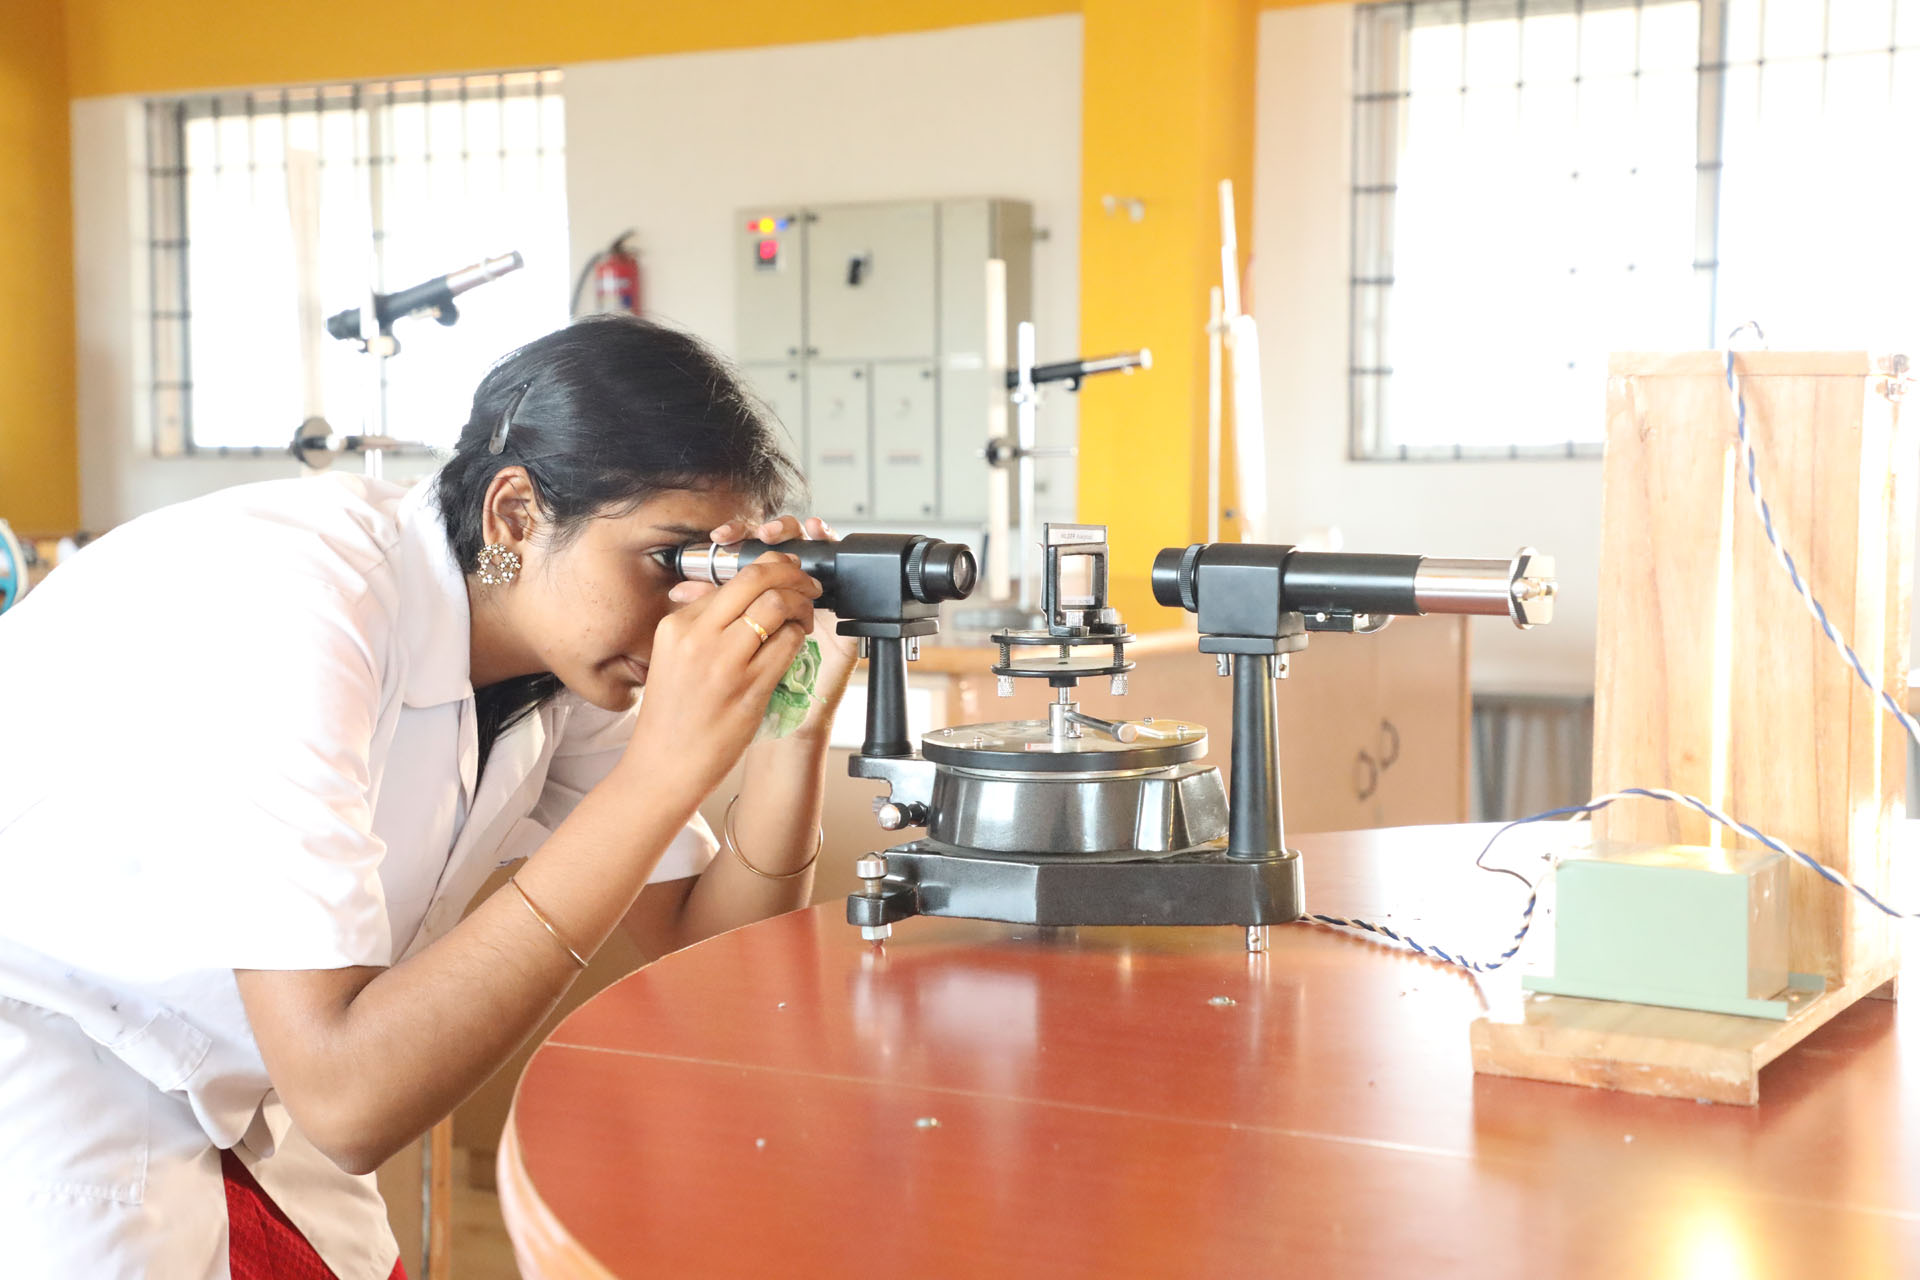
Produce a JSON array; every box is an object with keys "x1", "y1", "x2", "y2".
[
  {"x1": 1218, "y1": 179, "x2": 1241, "y2": 321},
  {"x1": 983, "y1": 259, "x2": 1012, "y2": 601},
  {"x1": 1015, "y1": 320, "x2": 1039, "y2": 611},
  {"x1": 1207, "y1": 285, "x2": 1224, "y2": 544}
]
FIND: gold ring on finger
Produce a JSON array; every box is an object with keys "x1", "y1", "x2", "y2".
[{"x1": 741, "y1": 615, "x2": 771, "y2": 645}]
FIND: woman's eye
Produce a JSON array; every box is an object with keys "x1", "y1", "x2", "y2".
[{"x1": 646, "y1": 548, "x2": 677, "y2": 572}]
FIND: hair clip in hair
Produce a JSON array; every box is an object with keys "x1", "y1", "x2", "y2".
[{"x1": 489, "y1": 381, "x2": 533, "y2": 455}]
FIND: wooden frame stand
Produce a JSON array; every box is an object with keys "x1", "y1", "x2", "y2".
[{"x1": 1472, "y1": 351, "x2": 1913, "y2": 1104}]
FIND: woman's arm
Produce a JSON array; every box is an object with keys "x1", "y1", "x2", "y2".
[
  {"x1": 236, "y1": 742, "x2": 703, "y2": 1174},
  {"x1": 236, "y1": 554, "x2": 820, "y2": 1176},
  {"x1": 623, "y1": 514, "x2": 861, "y2": 955},
  {"x1": 629, "y1": 730, "x2": 831, "y2": 954}
]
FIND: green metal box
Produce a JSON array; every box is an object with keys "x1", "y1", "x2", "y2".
[{"x1": 1523, "y1": 843, "x2": 1807, "y2": 1019}]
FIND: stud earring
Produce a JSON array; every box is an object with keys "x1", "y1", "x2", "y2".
[{"x1": 476, "y1": 543, "x2": 521, "y2": 586}]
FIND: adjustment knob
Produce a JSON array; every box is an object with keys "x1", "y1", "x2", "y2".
[
  {"x1": 904, "y1": 539, "x2": 929, "y2": 602},
  {"x1": 873, "y1": 798, "x2": 929, "y2": 830}
]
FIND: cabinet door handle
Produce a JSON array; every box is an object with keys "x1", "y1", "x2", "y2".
[
  {"x1": 885, "y1": 451, "x2": 923, "y2": 464},
  {"x1": 820, "y1": 451, "x2": 856, "y2": 464},
  {"x1": 1353, "y1": 750, "x2": 1379, "y2": 802},
  {"x1": 1378, "y1": 719, "x2": 1401, "y2": 770}
]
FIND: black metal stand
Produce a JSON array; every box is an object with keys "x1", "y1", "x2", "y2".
[
  {"x1": 839, "y1": 618, "x2": 940, "y2": 759},
  {"x1": 1229, "y1": 653, "x2": 1285, "y2": 859},
  {"x1": 846, "y1": 843, "x2": 1303, "y2": 930}
]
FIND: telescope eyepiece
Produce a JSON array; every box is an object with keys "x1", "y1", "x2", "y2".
[
  {"x1": 908, "y1": 539, "x2": 977, "y2": 604},
  {"x1": 667, "y1": 533, "x2": 977, "y2": 616},
  {"x1": 1151, "y1": 545, "x2": 1203, "y2": 612}
]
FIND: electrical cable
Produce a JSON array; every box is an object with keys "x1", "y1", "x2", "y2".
[
  {"x1": 1723, "y1": 342, "x2": 1920, "y2": 745},
  {"x1": 1303, "y1": 335, "x2": 1918, "y2": 971},
  {"x1": 1302, "y1": 809, "x2": 1552, "y2": 973},
  {"x1": 1305, "y1": 785, "x2": 1915, "y2": 974}
]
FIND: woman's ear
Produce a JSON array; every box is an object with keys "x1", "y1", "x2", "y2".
[{"x1": 480, "y1": 467, "x2": 541, "y2": 551}]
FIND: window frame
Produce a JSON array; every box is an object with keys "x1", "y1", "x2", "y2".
[
  {"x1": 143, "y1": 69, "x2": 564, "y2": 460},
  {"x1": 1348, "y1": 0, "x2": 1733, "y2": 462}
]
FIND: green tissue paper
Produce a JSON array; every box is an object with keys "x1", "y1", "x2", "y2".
[{"x1": 758, "y1": 637, "x2": 823, "y2": 740}]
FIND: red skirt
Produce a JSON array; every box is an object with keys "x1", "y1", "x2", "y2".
[{"x1": 222, "y1": 1148, "x2": 407, "y2": 1280}]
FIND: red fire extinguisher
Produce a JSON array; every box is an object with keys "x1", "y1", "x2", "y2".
[{"x1": 571, "y1": 230, "x2": 642, "y2": 317}]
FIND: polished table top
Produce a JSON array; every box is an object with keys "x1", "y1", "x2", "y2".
[{"x1": 501, "y1": 824, "x2": 1918, "y2": 1279}]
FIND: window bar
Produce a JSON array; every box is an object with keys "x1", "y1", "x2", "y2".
[
  {"x1": 1893, "y1": 0, "x2": 1903, "y2": 98},
  {"x1": 368, "y1": 79, "x2": 392, "y2": 440},
  {"x1": 161, "y1": 101, "x2": 195, "y2": 454},
  {"x1": 1820, "y1": 0, "x2": 1832, "y2": 106},
  {"x1": 534, "y1": 69, "x2": 547, "y2": 159},
  {"x1": 496, "y1": 74, "x2": 509, "y2": 163},
  {"x1": 421, "y1": 75, "x2": 435, "y2": 216},
  {"x1": 146, "y1": 103, "x2": 167, "y2": 457},
  {"x1": 1347, "y1": 8, "x2": 1368, "y2": 458}
]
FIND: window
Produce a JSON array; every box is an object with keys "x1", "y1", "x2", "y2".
[
  {"x1": 1352, "y1": 0, "x2": 1920, "y2": 460},
  {"x1": 146, "y1": 71, "x2": 568, "y2": 456}
]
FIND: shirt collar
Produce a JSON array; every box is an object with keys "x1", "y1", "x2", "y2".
[{"x1": 395, "y1": 479, "x2": 476, "y2": 709}]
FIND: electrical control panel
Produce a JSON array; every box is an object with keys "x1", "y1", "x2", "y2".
[{"x1": 733, "y1": 198, "x2": 1033, "y2": 523}]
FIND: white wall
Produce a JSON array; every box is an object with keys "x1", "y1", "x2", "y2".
[
  {"x1": 1252, "y1": 5, "x2": 1605, "y2": 695},
  {"x1": 71, "y1": 16, "x2": 1083, "y2": 531},
  {"x1": 561, "y1": 14, "x2": 1083, "y2": 523}
]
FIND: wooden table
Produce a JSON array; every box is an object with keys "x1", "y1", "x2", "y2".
[{"x1": 499, "y1": 824, "x2": 1919, "y2": 1278}]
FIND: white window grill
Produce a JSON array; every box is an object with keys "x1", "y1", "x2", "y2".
[
  {"x1": 1351, "y1": 0, "x2": 1919, "y2": 460},
  {"x1": 145, "y1": 70, "x2": 569, "y2": 456}
]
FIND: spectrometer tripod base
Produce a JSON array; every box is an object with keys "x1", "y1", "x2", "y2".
[{"x1": 844, "y1": 843, "x2": 1304, "y2": 931}]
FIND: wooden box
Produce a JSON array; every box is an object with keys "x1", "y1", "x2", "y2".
[{"x1": 1474, "y1": 351, "x2": 1913, "y2": 1103}]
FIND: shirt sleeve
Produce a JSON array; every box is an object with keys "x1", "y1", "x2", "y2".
[
  {"x1": 3, "y1": 567, "x2": 398, "y2": 979},
  {"x1": 522, "y1": 695, "x2": 717, "y2": 882}
]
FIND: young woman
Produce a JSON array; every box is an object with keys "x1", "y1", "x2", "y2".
[{"x1": 0, "y1": 316, "x2": 855, "y2": 1278}]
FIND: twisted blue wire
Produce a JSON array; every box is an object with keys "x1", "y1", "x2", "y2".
[
  {"x1": 1301, "y1": 789, "x2": 1914, "y2": 973},
  {"x1": 1724, "y1": 350, "x2": 1920, "y2": 742}
]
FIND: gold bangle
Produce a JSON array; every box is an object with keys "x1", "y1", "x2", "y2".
[
  {"x1": 722, "y1": 794, "x2": 821, "y2": 881},
  {"x1": 507, "y1": 876, "x2": 589, "y2": 969}
]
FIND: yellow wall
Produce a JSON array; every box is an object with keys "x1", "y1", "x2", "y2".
[
  {"x1": 63, "y1": 1, "x2": 1076, "y2": 97},
  {"x1": 0, "y1": 0, "x2": 79, "y2": 531},
  {"x1": 1078, "y1": 0, "x2": 1257, "y2": 622}
]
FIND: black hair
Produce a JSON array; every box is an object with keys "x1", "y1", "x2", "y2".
[{"x1": 435, "y1": 314, "x2": 802, "y2": 774}]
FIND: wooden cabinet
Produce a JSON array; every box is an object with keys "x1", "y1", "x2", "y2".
[{"x1": 1273, "y1": 614, "x2": 1472, "y2": 834}]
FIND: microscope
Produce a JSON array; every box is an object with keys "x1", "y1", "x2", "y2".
[{"x1": 670, "y1": 528, "x2": 1556, "y2": 949}]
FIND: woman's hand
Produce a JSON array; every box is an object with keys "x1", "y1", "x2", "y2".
[
  {"x1": 693, "y1": 515, "x2": 861, "y2": 740},
  {"x1": 621, "y1": 549, "x2": 820, "y2": 798}
]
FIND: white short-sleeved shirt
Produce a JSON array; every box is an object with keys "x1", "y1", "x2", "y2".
[{"x1": 0, "y1": 473, "x2": 714, "y2": 1279}]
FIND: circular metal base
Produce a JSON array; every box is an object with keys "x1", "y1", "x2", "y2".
[{"x1": 921, "y1": 718, "x2": 1208, "y2": 773}]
